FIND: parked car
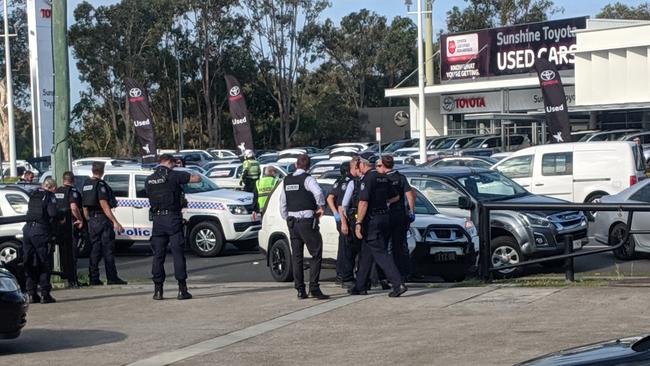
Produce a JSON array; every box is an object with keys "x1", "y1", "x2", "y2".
[
  {"x1": 592, "y1": 179, "x2": 650, "y2": 260},
  {"x1": 490, "y1": 151, "x2": 514, "y2": 162},
  {"x1": 570, "y1": 129, "x2": 600, "y2": 142},
  {"x1": 515, "y1": 334, "x2": 650, "y2": 365},
  {"x1": 454, "y1": 134, "x2": 531, "y2": 157},
  {"x1": 393, "y1": 136, "x2": 448, "y2": 158},
  {"x1": 0, "y1": 266, "x2": 27, "y2": 339},
  {"x1": 100, "y1": 166, "x2": 261, "y2": 256},
  {"x1": 424, "y1": 156, "x2": 497, "y2": 170},
  {"x1": 492, "y1": 142, "x2": 646, "y2": 209},
  {"x1": 185, "y1": 165, "x2": 207, "y2": 175},
  {"x1": 72, "y1": 157, "x2": 137, "y2": 168},
  {"x1": 322, "y1": 142, "x2": 373, "y2": 153},
  {"x1": 175, "y1": 149, "x2": 216, "y2": 167},
  {"x1": 619, "y1": 131, "x2": 650, "y2": 165},
  {"x1": 579, "y1": 129, "x2": 641, "y2": 142},
  {"x1": 202, "y1": 158, "x2": 242, "y2": 171},
  {"x1": 0, "y1": 187, "x2": 29, "y2": 267},
  {"x1": 257, "y1": 153, "x2": 279, "y2": 164},
  {"x1": 400, "y1": 167, "x2": 589, "y2": 277},
  {"x1": 308, "y1": 160, "x2": 343, "y2": 178},
  {"x1": 259, "y1": 179, "x2": 480, "y2": 283},
  {"x1": 329, "y1": 147, "x2": 357, "y2": 161},
  {"x1": 207, "y1": 149, "x2": 238, "y2": 159},
  {"x1": 206, "y1": 163, "x2": 287, "y2": 189},
  {"x1": 382, "y1": 139, "x2": 418, "y2": 154}
]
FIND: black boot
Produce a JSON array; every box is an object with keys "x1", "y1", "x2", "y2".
[
  {"x1": 388, "y1": 284, "x2": 408, "y2": 298},
  {"x1": 28, "y1": 291, "x2": 41, "y2": 304},
  {"x1": 153, "y1": 283, "x2": 163, "y2": 300},
  {"x1": 41, "y1": 291, "x2": 56, "y2": 304},
  {"x1": 177, "y1": 280, "x2": 192, "y2": 300}
]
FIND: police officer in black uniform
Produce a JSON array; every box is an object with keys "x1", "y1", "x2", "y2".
[
  {"x1": 23, "y1": 178, "x2": 58, "y2": 304},
  {"x1": 376, "y1": 155, "x2": 416, "y2": 281},
  {"x1": 82, "y1": 162, "x2": 127, "y2": 286},
  {"x1": 145, "y1": 154, "x2": 201, "y2": 300},
  {"x1": 280, "y1": 154, "x2": 329, "y2": 300},
  {"x1": 348, "y1": 159, "x2": 408, "y2": 297},
  {"x1": 55, "y1": 171, "x2": 84, "y2": 288},
  {"x1": 326, "y1": 161, "x2": 352, "y2": 284}
]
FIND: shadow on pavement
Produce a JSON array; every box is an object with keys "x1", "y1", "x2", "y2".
[
  {"x1": 55, "y1": 290, "x2": 154, "y2": 304},
  {"x1": 0, "y1": 328, "x2": 127, "y2": 354}
]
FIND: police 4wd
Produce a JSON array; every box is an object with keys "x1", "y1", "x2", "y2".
[{"x1": 93, "y1": 166, "x2": 261, "y2": 257}]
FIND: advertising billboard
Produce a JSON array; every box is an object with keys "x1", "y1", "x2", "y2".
[
  {"x1": 440, "y1": 17, "x2": 587, "y2": 82},
  {"x1": 27, "y1": 0, "x2": 54, "y2": 157}
]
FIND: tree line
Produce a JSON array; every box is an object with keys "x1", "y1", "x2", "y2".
[{"x1": 0, "y1": 0, "x2": 648, "y2": 160}]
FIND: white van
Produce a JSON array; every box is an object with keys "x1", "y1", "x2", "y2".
[{"x1": 492, "y1": 141, "x2": 646, "y2": 204}]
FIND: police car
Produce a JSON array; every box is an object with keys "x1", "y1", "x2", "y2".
[
  {"x1": 258, "y1": 178, "x2": 480, "y2": 283},
  {"x1": 41, "y1": 165, "x2": 261, "y2": 257}
]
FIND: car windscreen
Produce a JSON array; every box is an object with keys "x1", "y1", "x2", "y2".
[
  {"x1": 428, "y1": 138, "x2": 450, "y2": 150},
  {"x1": 455, "y1": 171, "x2": 528, "y2": 201},
  {"x1": 183, "y1": 174, "x2": 220, "y2": 193},
  {"x1": 462, "y1": 138, "x2": 485, "y2": 148},
  {"x1": 383, "y1": 140, "x2": 407, "y2": 153},
  {"x1": 436, "y1": 138, "x2": 459, "y2": 150}
]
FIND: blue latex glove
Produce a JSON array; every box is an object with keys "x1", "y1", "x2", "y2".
[
  {"x1": 334, "y1": 212, "x2": 341, "y2": 223},
  {"x1": 408, "y1": 211, "x2": 416, "y2": 223}
]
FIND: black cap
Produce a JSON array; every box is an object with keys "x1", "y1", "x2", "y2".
[{"x1": 159, "y1": 154, "x2": 175, "y2": 163}]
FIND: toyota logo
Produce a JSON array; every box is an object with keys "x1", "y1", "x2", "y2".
[
  {"x1": 229, "y1": 86, "x2": 240, "y2": 97},
  {"x1": 129, "y1": 88, "x2": 142, "y2": 98},
  {"x1": 442, "y1": 96, "x2": 455, "y2": 112},
  {"x1": 540, "y1": 70, "x2": 556, "y2": 81}
]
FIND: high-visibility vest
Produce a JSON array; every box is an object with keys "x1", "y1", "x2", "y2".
[
  {"x1": 242, "y1": 159, "x2": 261, "y2": 180},
  {"x1": 256, "y1": 176, "x2": 279, "y2": 209}
]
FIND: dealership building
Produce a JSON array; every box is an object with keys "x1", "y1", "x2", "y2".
[{"x1": 385, "y1": 17, "x2": 650, "y2": 144}]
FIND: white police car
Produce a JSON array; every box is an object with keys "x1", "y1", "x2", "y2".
[
  {"x1": 259, "y1": 179, "x2": 480, "y2": 283},
  {"x1": 42, "y1": 165, "x2": 261, "y2": 257}
]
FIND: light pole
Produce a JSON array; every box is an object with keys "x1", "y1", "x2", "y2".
[
  {"x1": 406, "y1": 0, "x2": 429, "y2": 164},
  {"x1": 3, "y1": 0, "x2": 16, "y2": 177},
  {"x1": 174, "y1": 40, "x2": 183, "y2": 151}
]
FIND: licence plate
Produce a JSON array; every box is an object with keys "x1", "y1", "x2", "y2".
[
  {"x1": 432, "y1": 251, "x2": 457, "y2": 262},
  {"x1": 573, "y1": 239, "x2": 582, "y2": 250}
]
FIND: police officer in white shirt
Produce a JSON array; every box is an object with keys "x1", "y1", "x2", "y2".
[{"x1": 279, "y1": 154, "x2": 330, "y2": 300}]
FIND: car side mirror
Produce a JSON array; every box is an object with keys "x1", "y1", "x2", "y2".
[{"x1": 458, "y1": 196, "x2": 474, "y2": 210}]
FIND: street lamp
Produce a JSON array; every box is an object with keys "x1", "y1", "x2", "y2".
[{"x1": 406, "y1": 0, "x2": 428, "y2": 164}]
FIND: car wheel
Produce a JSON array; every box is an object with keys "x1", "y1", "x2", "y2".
[
  {"x1": 0, "y1": 241, "x2": 21, "y2": 266},
  {"x1": 234, "y1": 240, "x2": 259, "y2": 252},
  {"x1": 610, "y1": 223, "x2": 635, "y2": 261},
  {"x1": 490, "y1": 236, "x2": 522, "y2": 278},
  {"x1": 269, "y1": 238, "x2": 293, "y2": 282},
  {"x1": 189, "y1": 222, "x2": 225, "y2": 257},
  {"x1": 115, "y1": 241, "x2": 135, "y2": 252},
  {"x1": 585, "y1": 193, "x2": 605, "y2": 221}
]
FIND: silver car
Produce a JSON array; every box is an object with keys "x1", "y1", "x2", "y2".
[
  {"x1": 0, "y1": 187, "x2": 28, "y2": 266},
  {"x1": 592, "y1": 179, "x2": 650, "y2": 260}
]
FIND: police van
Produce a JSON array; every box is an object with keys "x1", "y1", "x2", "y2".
[{"x1": 41, "y1": 165, "x2": 261, "y2": 257}]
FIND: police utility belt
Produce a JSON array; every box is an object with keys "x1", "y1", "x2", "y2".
[{"x1": 151, "y1": 209, "x2": 171, "y2": 216}]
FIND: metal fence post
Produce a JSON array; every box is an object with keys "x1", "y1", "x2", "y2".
[
  {"x1": 479, "y1": 204, "x2": 491, "y2": 283},
  {"x1": 564, "y1": 235, "x2": 575, "y2": 282}
]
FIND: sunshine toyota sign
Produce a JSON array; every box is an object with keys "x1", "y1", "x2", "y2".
[{"x1": 440, "y1": 17, "x2": 587, "y2": 81}]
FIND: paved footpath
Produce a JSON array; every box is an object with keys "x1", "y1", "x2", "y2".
[{"x1": 2, "y1": 282, "x2": 650, "y2": 366}]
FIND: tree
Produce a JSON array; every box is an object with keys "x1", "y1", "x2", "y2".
[
  {"x1": 446, "y1": 0, "x2": 563, "y2": 33},
  {"x1": 244, "y1": 0, "x2": 329, "y2": 148},
  {"x1": 597, "y1": 2, "x2": 650, "y2": 20}
]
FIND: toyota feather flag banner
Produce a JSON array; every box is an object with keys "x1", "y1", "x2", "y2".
[
  {"x1": 225, "y1": 75, "x2": 255, "y2": 154},
  {"x1": 533, "y1": 58, "x2": 572, "y2": 143},
  {"x1": 125, "y1": 78, "x2": 157, "y2": 163}
]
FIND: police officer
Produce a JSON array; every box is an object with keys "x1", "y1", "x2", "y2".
[
  {"x1": 376, "y1": 155, "x2": 416, "y2": 281},
  {"x1": 82, "y1": 162, "x2": 127, "y2": 286},
  {"x1": 256, "y1": 166, "x2": 280, "y2": 211},
  {"x1": 241, "y1": 149, "x2": 260, "y2": 189},
  {"x1": 145, "y1": 154, "x2": 201, "y2": 300},
  {"x1": 348, "y1": 159, "x2": 407, "y2": 297},
  {"x1": 23, "y1": 178, "x2": 58, "y2": 304},
  {"x1": 279, "y1": 154, "x2": 329, "y2": 300},
  {"x1": 55, "y1": 171, "x2": 84, "y2": 288},
  {"x1": 326, "y1": 161, "x2": 352, "y2": 285},
  {"x1": 339, "y1": 157, "x2": 364, "y2": 285}
]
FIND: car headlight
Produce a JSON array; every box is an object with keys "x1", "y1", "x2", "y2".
[
  {"x1": 228, "y1": 205, "x2": 249, "y2": 215},
  {"x1": 0, "y1": 277, "x2": 19, "y2": 292},
  {"x1": 523, "y1": 213, "x2": 551, "y2": 227},
  {"x1": 464, "y1": 219, "x2": 478, "y2": 236}
]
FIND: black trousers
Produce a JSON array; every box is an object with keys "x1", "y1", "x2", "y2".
[
  {"x1": 22, "y1": 222, "x2": 52, "y2": 293},
  {"x1": 354, "y1": 213, "x2": 403, "y2": 291},
  {"x1": 150, "y1": 212, "x2": 187, "y2": 283},
  {"x1": 57, "y1": 217, "x2": 79, "y2": 284},
  {"x1": 335, "y1": 221, "x2": 361, "y2": 282},
  {"x1": 88, "y1": 215, "x2": 119, "y2": 282},
  {"x1": 288, "y1": 218, "x2": 322, "y2": 291},
  {"x1": 243, "y1": 178, "x2": 259, "y2": 210},
  {"x1": 388, "y1": 210, "x2": 411, "y2": 279}
]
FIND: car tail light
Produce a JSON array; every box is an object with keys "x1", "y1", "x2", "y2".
[{"x1": 630, "y1": 175, "x2": 638, "y2": 186}]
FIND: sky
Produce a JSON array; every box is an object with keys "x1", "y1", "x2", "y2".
[{"x1": 65, "y1": 0, "x2": 649, "y2": 105}]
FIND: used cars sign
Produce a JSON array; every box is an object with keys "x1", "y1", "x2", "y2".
[{"x1": 440, "y1": 17, "x2": 587, "y2": 81}]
